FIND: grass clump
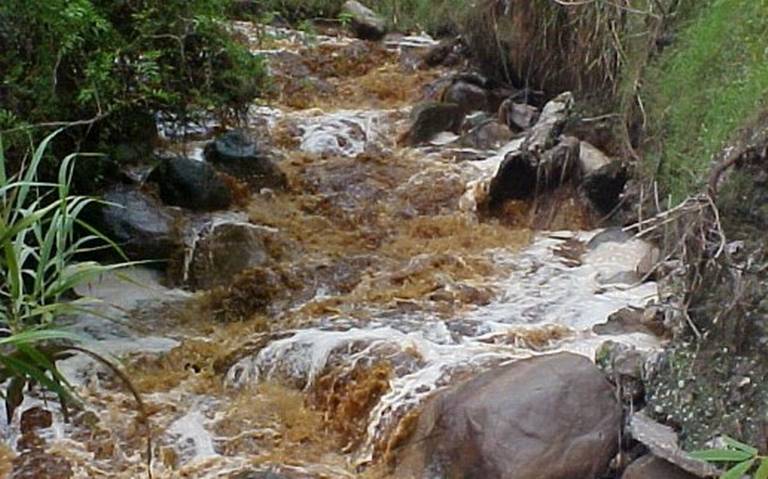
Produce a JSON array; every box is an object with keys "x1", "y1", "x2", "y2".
[
  {"x1": 644, "y1": 0, "x2": 768, "y2": 202},
  {"x1": 0, "y1": 130, "x2": 139, "y2": 425}
]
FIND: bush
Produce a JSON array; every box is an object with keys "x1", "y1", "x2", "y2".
[
  {"x1": 0, "y1": 130, "x2": 140, "y2": 423},
  {"x1": 0, "y1": 0, "x2": 266, "y2": 159}
]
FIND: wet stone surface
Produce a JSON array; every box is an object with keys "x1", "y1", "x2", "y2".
[{"x1": 0, "y1": 22, "x2": 665, "y2": 479}]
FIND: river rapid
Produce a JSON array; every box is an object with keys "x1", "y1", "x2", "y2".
[{"x1": 0, "y1": 23, "x2": 662, "y2": 479}]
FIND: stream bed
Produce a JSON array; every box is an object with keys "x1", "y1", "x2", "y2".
[{"x1": 1, "y1": 24, "x2": 663, "y2": 479}]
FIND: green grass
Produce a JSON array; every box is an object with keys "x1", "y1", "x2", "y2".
[
  {"x1": 645, "y1": 0, "x2": 768, "y2": 202},
  {"x1": 0, "y1": 130, "x2": 135, "y2": 422},
  {"x1": 254, "y1": 0, "x2": 468, "y2": 34}
]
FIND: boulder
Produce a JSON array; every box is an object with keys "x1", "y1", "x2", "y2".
[
  {"x1": 622, "y1": 456, "x2": 700, "y2": 479},
  {"x1": 421, "y1": 37, "x2": 463, "y2": 67},
  {"x1": 498, "y1": 99, "x2": 539, "y2": 131},
  {"x1": 442, "y1": 80, "x2": 490, "y2": 114},
  {"x1": 488, "y1": 136, "x2": 579, "y2": 206},
  {"x1": 95, "y1": 186, "x2": 181, "y2": 261},
  {"x1": 522, "y1": 92, "x2": 574, "y2": 153},
  {"x1": 148, "y1": 156, "x2": 232, "y2": 211},
  {"x1": 460, "y1": 120, "x2": 513, "y2": 150},
  {"x1": 341, "y1": 1, "x2": 386, "y2": 41},
  {"x1": 188, "y1": 222, "x2": 283, "y2": 290},
  {"x1": 204, "y1": 130, "x2": 287, "y2": 191},
  {"x1": 399, "y1": 102, "x2": 465, "y2": 146},
  {"x1": 395, "y1": 352, "x2": 621, "y2": 479},
  {"x1": 581, "y1": 160, "x2": 629, "y2": 214},
  {"x1": 579, "y1": 140, "x2": 614, "y2": 176}
]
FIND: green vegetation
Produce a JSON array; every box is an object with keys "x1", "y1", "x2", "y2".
[
  {"x1": 0, "y1": 0, "x2": 266, "y2": 158},
  {"x1": 254, "y1": 0, "x2": 468, "y2": 34},
  {"x1": 692, "y1": 435, "x2": 768, "y2": 479},
  {"x1": 0, "y1": 130, "x2": 131, "y2": 421},
  {"x1": 643, "y1": 0, "x2": 768, "y2": 202},
  {"x1": 374, "y1": 0, "x2": 468, "y2": 34}
]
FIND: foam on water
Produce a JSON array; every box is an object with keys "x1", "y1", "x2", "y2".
[{"x1": 226, "y1": 228, "x2": 661, "y2": 464}]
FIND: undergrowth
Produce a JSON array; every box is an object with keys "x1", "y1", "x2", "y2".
[{"x1": 644, "y1": 0, "x2": 768, "y2": 202}]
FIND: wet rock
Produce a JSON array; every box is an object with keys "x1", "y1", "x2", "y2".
[
  {"x1": 628, "y1": 412, "x2": 719, "y2": 478},
  {"x1": 460, "y1": 120, "x2": 513, "y2": 150},
  {"x1": 421, "y1": 37, "x2": 463, "y2": 68},
  {"x1": 395, "y1": 352, "x2": 621, "y2": 479},
  {"x1": 593, "y1": 307, "x2": 669, "y2": 337},
  {"x1": 399, "y1": 102, "x2": 465, "y2": 146},
  {"x1": 522, "y1": 92, "x2": 574, "y2": 153},
  {"x1": 498, "y1": 99, "x2": 539, "y2": 131},
  {"x1": 148, "y1": 156, "x2": 232, "y2": 211},
  {"x1": 579, "y1": 140, "x2": 614, "y2": 176},
  {"x1": 11, "y1": 450, "x2": 73, "y2": 479},
  {"x1": 622, "y1": 455, "x2": 700, "y2": 479},
  {"x1": 488, "y1": 136, "x2": 579, "y2": 205},
  {"x1": 581, "y1": 160, "x2": 629, "y2": 214},
  {"x1": 587, "y1": 227, "x2": 634, "y2": 250},
  {"x1": 19, "y1": 408, "x2": 52, "y2": 435},
  {"x1": 488, "y1": 150, "x2": 539, "y2": 203},
  {"x1": 189, "y1": 222, "x2": 285, "y2": 290},
  {"x1": 596, "y1": 341, "x2": 648, "y2": 403},
  {"x1": 341, "y1": 1, "x2": 386, "y2": 41},
  {"x1": 95, "y1": 186, "x2": 182, "y2": 261},
  {"x1": 442, "y1": 80, "x2": 490, "y2": 114},
  {"x1": 204, "y1": 130, "x2": 287, "y2": 191}
]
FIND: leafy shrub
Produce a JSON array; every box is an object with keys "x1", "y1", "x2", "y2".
[
  {"x1": 0, "y1": 130, "x2": 135, "y2": 421},
  {"x1": 692, "y1": 435, "x2": 768, "y2": 479},
  {"x1": 0, "y1": 0, "x2": 266, "y2": 158}
]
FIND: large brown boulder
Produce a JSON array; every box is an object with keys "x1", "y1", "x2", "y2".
[
  {"x1": 395, "y1": 352, "x2": 621, "y2": 479},
  {"x1": 399, "y1": 102, "x2": 465, "y2": 146},
  {"x1": 188, "y1": 222, "x2": 287, "y2": 290}
]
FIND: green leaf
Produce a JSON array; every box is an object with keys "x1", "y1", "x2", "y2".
[
  {"x1": 755, "y1": 457, "x2": 768, "y2": 479},
  {"x1": 690, "y1": 449, "x2": 753, "y2": 462},
  {"x1": 722, "y1": 435, "x2": 759, "y2": 456},
  {"x1": 722, "y1": 459, "x2": 755, "y2": 479}
]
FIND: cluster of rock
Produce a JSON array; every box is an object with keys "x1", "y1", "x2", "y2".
[
  {"x1": 90, "y1": 130, "x2": 287, "y2": 289},
  {"x1": 396, "y1": 67, "x2": 629, "y2": 217},
  {"x1": 390, "y1": 345, "x2": 719, "y2": 479}
]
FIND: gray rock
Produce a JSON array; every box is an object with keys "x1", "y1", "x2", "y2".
[
  {"x1": 148, "y1": 156, "x2": 232, "y2": 211},
  {"x1": 442, "y1": 80, "x2": 490, "y2": 114},
  {"x1": 341, "y1": 1, "x2": 386, "y2": 40},
  {"x1": 188, "y1": 222, "x2": 285, "y2": 290},
  {"x1": 204, "y1": 130, "x2": 287, "y2": 191},
  {"x1": 488, "y1": 135, "x2": 579, "y2": 205},
  {"x1": 587, "y1": 227, "x2": 634, "y2": 250},
  {"x1": 421, "y1": 37, "x2": 463, "y2": 68},
  {"x1": 460, "y1": 120, "x2": 513, "y2": 150},
  {"x1": 628, "y1": 412, "x2": 719, "y2": 478},
  {"x1": 96, "y1": 186, "x2": 182, "y2": 261},
  {"x1": 579, "y1": 140, "x2": 614, "y2": 176},
  {"x1": 522, "y1": 92, "x2": 574, "y2": 153},
  {"x1": 399, "y1": 102, "x2": 465, "y2": 146},
  {"x1": 622, "y1": 455, "x2": 700, "y2": 479},
  {"x1": 498, "y1": 99, "x2": 539, "y2": 131},
  {"x1": 395, "y1": 352, "x2": 621, "y2": 479}
]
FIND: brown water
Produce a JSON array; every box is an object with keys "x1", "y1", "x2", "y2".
[{"x1": 0, "y1": 24, "x2": 662, "y2": 479}]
